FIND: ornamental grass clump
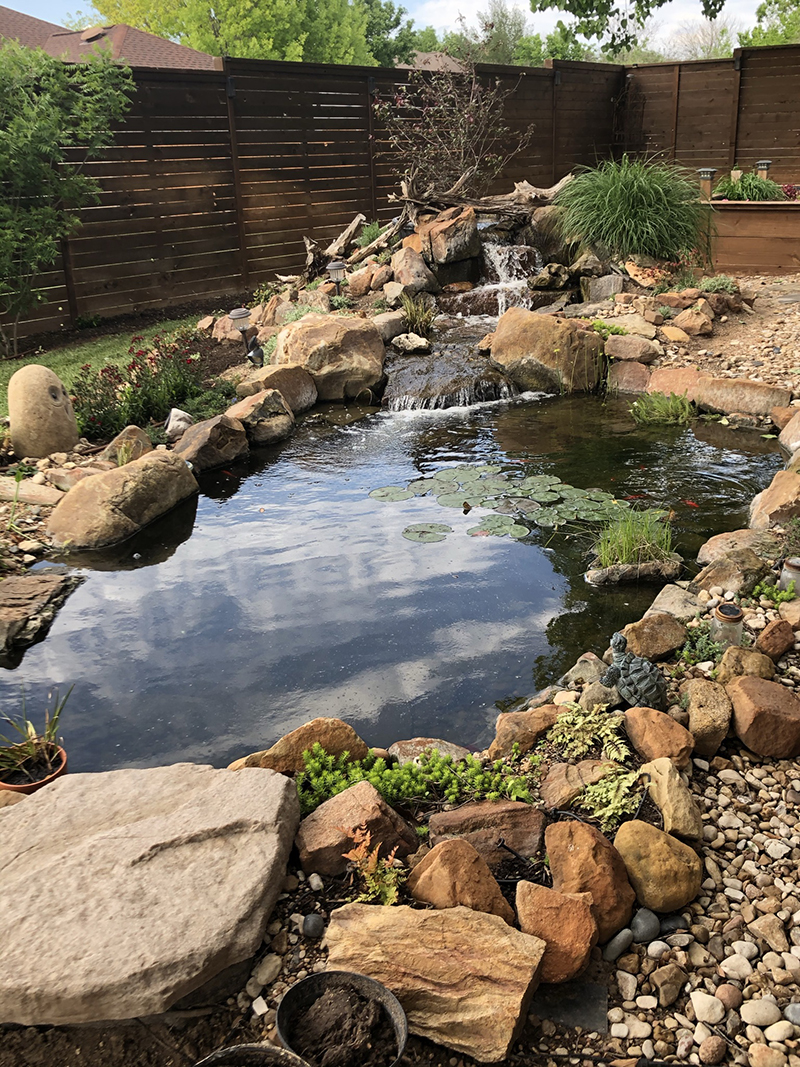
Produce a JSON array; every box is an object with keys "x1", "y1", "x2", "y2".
[
  {"x1": 554, "y1": 155, "x2": 712, "y2": 262},
  {"x1": 714, "y1": 172, "x2": 785, "y2": 202},
  {"x1": 594, "y1": 508, "x2": 674, "y2": 569},
  {"x1": 629, "y1": 391, "x2": 696, "y2": 426}
]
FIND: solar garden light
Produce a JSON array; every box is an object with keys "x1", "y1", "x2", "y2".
[
  {"x1": 327, "y1": 260, "x2": 347, "y2": 296},
  {"x1": 697, "y1": 167, "x2": 717, "y2": 200},
  {"x1": 756, "y1": 159, "x2": 772, "y2": 180},
  {"x1": 229, "y1": 306, "x2": 264, "y2": 369}
]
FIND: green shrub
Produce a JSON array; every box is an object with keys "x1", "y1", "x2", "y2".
[
  {"x1": 400, "y1": 292, "x2": 436, "y2": 337},
  {"x1": 751, "y1": 578, "x2": 796, "y2": 605},
  {"x1": 714, "y1": 172, "x2": 786, "y2": 202},
  {"x1": 181, "y1": 381, "x2": 237, "y2": 422},
  {"x1": 554, "y1": 155, "x2": 712, "y2": 262},
  {"x1": 699, "y1": 274, "x2": 737, "y2": 294},
  {"x1": 356, "y1": 220, "x2": 387, "y2": 248},
  {"x1": 678, "y1": 621, "x2": 724, "y2": 666},
  {"x1": 594, "y1": 508, "x2": 674, "y2": 568},
  {"x1": 330, "y1": 294, "x2": 352, "y2": 310},
  {"x1": 629, "y1": 391, "x2": 696, "y2": 426},
  {"x1": 253, "y1": 281, "x2": 279, "y2": 305}
]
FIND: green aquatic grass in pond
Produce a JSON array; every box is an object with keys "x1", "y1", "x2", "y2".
[
  {"x1": 630, "y1": 391, "x2": 696, "y2": 427},
  {"x1": 594, "y1": 508, "x2": 673, "y2": 568}
]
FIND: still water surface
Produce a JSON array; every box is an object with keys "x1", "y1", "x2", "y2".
[{"x1": 0, "y1": 396, "x2": 783, "y2": 772}]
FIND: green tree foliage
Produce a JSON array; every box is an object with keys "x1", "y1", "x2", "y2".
[
  {"x1": 0, "y1": 42, "x2": 132, "y2": 357},
  {"x1": 514, "y1": 19, "x2": 597, "y2": 63},
  {"x1": 411, "y1": 26, "x2": 442, "y2": 51},
  {"x1": 363, "y1": 0, "x2": 417, "y2": 65},
  {"x1": 739, "y1": 0, "x2": 800, "y2": 46},
  {"x1": 443, "y1": 0, "x2": 531, "y2": 64}
]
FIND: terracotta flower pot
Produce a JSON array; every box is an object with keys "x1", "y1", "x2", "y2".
[{"x1": 0, "y1": 745, "x2": 68, "y2": 796}]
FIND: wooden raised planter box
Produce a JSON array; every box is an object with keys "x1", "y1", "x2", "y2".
[{"x1": 712, "y1": 201, "x2": 800, "y2": 274}]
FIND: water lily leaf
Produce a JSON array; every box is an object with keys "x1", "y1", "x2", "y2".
[
  {"x1": 428, "y1": 480, "x2": 459, "y2": 495},
  {"x1": 507, "y1": 524, "x2": 530, "y2": 538},
  {"x1": 436, "y1": 493, "x2": 489, "y2": 508},
  {"x1": 407, "y1": 479, "x2": 433, "y2": 496},
  {"x1": 475, "y1": 464, "x2": 502, "y2": 474},
  {"x1": 479, "y1": 477, "x2": 513, "y2": 492},
  {"x1": 533, "y1": 508, "x2": 560, "y2": 527},
  {"x1": 402, "y1": 523, "x2": 453, "y2": 543},
  {"x1": 467, "y1": 526, "x2": 492, "y2": 536},
  {"x1": 370, "y1": 486, "x2": 414, "y2": 501},
  {"x1": 530, "y1": 490, "x2": 561, "y2": 503}
]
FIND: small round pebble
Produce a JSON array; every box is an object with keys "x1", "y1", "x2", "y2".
[
  {"x1": 716, "y1": 984, "x2": 743, "y2": 1011},
  {"x1": 699, "y1": 1035, "x2": 728, "y2": 1065},
  {"x1": 603, "y1": 927, "x2": 634, "y2": 961},
  {"x1": 646, "y1": 940, "x2": 670, "y2": 959},
  {"x1": 784, "y1": 1003, "x2": 800, "y2": 1025},
  {"x1": 631, "y1": 908, "x2": 661, "y2": 943},
  {"x1": 741, "y1": 998, "x2": 782, "y2": 1027},
  {"x1": 302, "y1": 913, "x2": 325, "y2": 939},
  {"x1": 307, "y1": 873, "x2": 324, "y2": 891}
]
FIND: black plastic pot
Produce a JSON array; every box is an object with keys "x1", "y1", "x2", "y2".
[
  {"x1": 276, "y1": 970, "x2": 408, "y2": 1067},
  {"x1": 193, "y1": 1044, "x2": 310, "y2": 1067}
]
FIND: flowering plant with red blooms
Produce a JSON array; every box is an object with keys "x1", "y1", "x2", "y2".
[{"x1": 72, "y1": 327, "x2": 203, "y2": 440}]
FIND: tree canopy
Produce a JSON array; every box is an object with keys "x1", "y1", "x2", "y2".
[
  {"x1": 528, "y1": 0, "x2": 727, "y2": 52},
  {"x1": 363, "y1": 0, "x2": 417, "y2": 65},
  {"x1": 738, "y1": 0, "x2": 800, "y2": 46}
]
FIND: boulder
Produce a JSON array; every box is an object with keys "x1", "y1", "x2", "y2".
[
  {"x1": 47, "y1": 451, "x2": 198, "y2": 551},
  {"x1": 273, "y1": 314, "x2": 385, "y2": 401},
  {"x1": 488, "y1": 703, "x2": 562, "y2": 759},
  {"x1": 771, "y1": 405, "x2": 796, "y2": 431},
  {"x1": 347, "y1": 264, "x2": 377, "y2": 298},
  {"x1": 696, "y1": 377, "x2": 791, "y2": 418},
  {"x1": 297, "y1": 289, "x2": 331, "y2": 313},
  {"x1": 212, "y1": 314, "x2": 242, "y2": 342},
  {"x1": 560, "y1": 652, "x2": 606, "y2": 689},
  {"x1": 716, "y1": 645, "x2": 775, "y2": 686},
  {"x1": 605, "y1": 335, "x2": 661, "y2": 364},
  {"x1": 0, "y1": 478, "x2": 62, "y2": 506},
  {"x1": 165, "y1": 408, "x2": 193, "y2": 441},
  {"x1": 689, "y1": 548, "x2": 768, "y2": 596},
  {"x1": 390, "y1": 247, "x2": 440, "y2": 293},
  {"x1": 697, "y1": 528, "x2": 780, "y2": 565},
  {"x1": 406, "y1": 839, "x2": 515, "y2": 924},
  {"x1": 672, "y1": 306, "x2": 713, "y2": 337},
  {"x1": 642, "y1": 757, "x2": 703, "y2": 840},
  {"x1": 614, "y1": 313, "x2": 656, "y2": 339},
  {"x1": 0, "y1": 764, "x2": 299, "y2": 1024},
  {"x1": 387, "y1": 737, "x2": 472, "y2": 765},
  {"x1": 539, "y1": 759, "x2": 619, "y2": 810},
  {"x1": 99, "y1": 425, "x2": 153, "y2": 465},
  {"x1": 646, "y1": 366, "x2": 703, "y2": 401},
  {"x1": 224, "y1": 389, "x2": 295, "y2": 445},
  {"x1": 383, "y1": 281, "x2": 411, "y2": 308},
  {"x1": 294, "y1": 780, "x2": 417, "y2": 875},
  {"x1": 516, "y1": 882, "x2": 597, "y2": 983},
  {"x1": 624, "y1": 707, "x2": 694, "y2": 767},
  {"x1": 0, "y1": 571, "x2": 81, "y2": 664},
  {"x1": 229, "y1": 717, "x2": 369, "y2": 772},
  {"x1": 235, "y1": 365, "x2": 317, "y2": 413},
  {"x1": 8, "y1": 365, "x2": 79, "y2": 459},
  {"x1": 750, "y1": 470, "x2": 800, "y2": 529},
  {"x1": 757, "y1": 618, "x2": 796, "y2": 660},
  {"x1": 621, "y1": 613, "x2": 687, "y2": 661},
  {"x1": 614, "y1": 820, "x2": 702, "y2": 913},
  {"x1": 325, "y1": 903, "x2": 545, "y2": 1063},
  {"x1": 726, "y1": 676, "x2": 800, "y2": 758},
  {"x1": 660, "y1": 325, "x2": 691, "y2": 343},
  {"x1": 545, "y1": 821, "x2": 635, "y2": 942},
  {"x1": 607, "y1": 361, "x2": 651, "y2": 393},
  {"x1": 426, "y1": 206, "x2": 481, "y2": 264},
  {"x1": 428, "y1": 800, "x2": 546, "y2": 870},
  {"x1": 370, "y1": 264, "x2": 393, "y2": 290},
  {"x1": 530, "y1": 263, "x2": 570, "y2": 290},
  {"x1": 659, "y1": 291, "x2": 697, "y2": 310},
  {"x1": 684, "y1": 679, "x2": 732, "y2": 757},
  {"x1": 172, "y1": 414, "x2": 249, "y2": 473},
  {"x1": 778, "y1": 409, "x2": 800, "y2": 454},
  {"x1": 580, "y1": 274, "x2": 624, "y2": 302},
  {"x1": 490, "y1": 308, "x2": 604, "y2": 394},
  {"x1": 371, "y1": 310, "x2": 407, "y2": 343}
]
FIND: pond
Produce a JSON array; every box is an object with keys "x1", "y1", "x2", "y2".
[{"x1": 0, "y1": 396, "x2": 783, "y2": 773}]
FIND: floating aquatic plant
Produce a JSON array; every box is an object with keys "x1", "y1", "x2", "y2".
[{"x1": 402, "y1": 523, "x2": 453, "y2": 543}]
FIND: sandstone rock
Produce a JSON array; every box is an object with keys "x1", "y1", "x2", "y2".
[
  {"x1": 0, "y1": 764, "x2": 299, "y2": 1024},
  {"x1": 673, "y1": 306, "x2": 713, "y2": 337},
  {"x1": 642, "y1": 757, "x2": 703, "y2": 840},
  {"x1": 579, "y1": 680, "x2": 622, "y2": 710},
  {"x1": 172, "y1": 414, "x2": 248, "y2": 473},
  {"x1": 780, "y1": 599, "x2": 800, "y2": 629},
  {"x1": 697, "y1": 528, "x2": 780, "y2": 565},
  {"x1": 748, "y1": 1044, "x2": 787, "y2": 1067},
  {"x1": 624, "y1": 707, "x2": 694, "y2": 767},
  {"x1": 696, "y1": 377, "x2": 791, "y2": 418},
  {"x1": 297, "y1": 289, "x2": 331, "y2": 313},
  {"x1": 48, "y1": 451, "x2": 198, "y2": 551},
  {"x1": 748, "y1": 913, "x2": 789, "y2": 953},
  {"x1": 99, "y1": 425, "x2": 153, "y2": 465},
  {"x1": 371, "y1": 310, "x2": 407, "y2": 343},
  {"x1": 716, "y1": 645, "x2": 775, "y2": 686},
  {"x1": 229, "y1": 717, "x2": 369, "y2": 773},
  {"x1": 347, "y1": 264, "x2": 377, "y2": 298},
  {"x1": 779, "y1": 409, "x2": 800, "y2": 454},
  {"x1": 750, "y1": 470, "x2": 800, "y2": 529},
  {"x1": 295, "y1": 780, "x2": 417, "y2": 876},
  {"x1": 0, "y1": 478, "x2": 62, "y2": 506},
  {"x1": 428, "y1": 800, "x2": 546, "y2": 870},
  {"x1": 392, "y1": 332, "x2": 431, "y2": 354},
  {"x1": 530, "y1": 262, "x2": 570, "y2": 290},
  {"x1": 488, "y1": 703, "x2": 562, "y2": 759},
  {"x1": 614, "y1": 820, "x2": 702, "y2": 912},
  {"x1": 427, "y1": 206, "x2": 480, "y2": 264},
  {"x1": 539, "y1": 759, "x2": 619, "y2": 810},
  {"x1": 546, "y1": 821, "x2": 635, "y2": 942},
  {"x1": 8, "y1": 365, "x2": 80, "y2": 459},
  {"x1": 689, "y1": 548, "x2": 767, "y2": 597},
  {"x1": 771, "y1": 405, "x2": 796, "y2": 431},
  {"x1": 325, "y1": 903, "x2": 545, "y2": 1062},
  {"x1": 726, "y1": 675, "x2": 800, "y2": 758},
  {"x1": 0, "y1": 571, "x2": 81, "y2": 664},
  {"x1": 212, "y1": 313, "x2": 243, "y2": 341},
  {"x1": 580, "y1": 274, "x2": 624, "y2": 302},
  {"x1": 560, "y1": 651, "x2": 606, "y2": 688},
  {"x1": 273, "y1": 314, "x2": 384, "y2": 401},
  {"x1": 607, "y1": 361, "x2": 650, "y2": 393},
  {"x1": 196, "y1": 314, "x2": 214, "y2": 331},
  {"x1": 406, "y1": 839, "x2": 514, "y2": 924},
  {"x1": 646, "y1": 366, "x2": 703, "y2": 401},
  {"x1": 490, "y1": 309, "x2": 604, "y2": 394},
  {"x1": 659, "y1": 292, "x2": 696, "y2": 310},
  {"x1": 224, "y1": 390, "x2": 294, "y2": 445},
  {"x1": 387, "y1": 737, "x2": 472, "y2": 765},
  {"x1": 756, "y1": 617, "x2": 796, "y2": 661},
  {"x1": 651, "y1": 961, "x2": 688, "y2": 1007},
  {"x1": 383, "y1": 281, "x2": 410, "y2": 308},
  {"x1": 390, "y1": 247, "x2": 440, "y2": 293},
  {"x1": 684, "y1": 679, "x2": 732, "y2": 757},
  {"x1": 660, "y1": 325, "x2": 691, "y2": 343},
  {"x1": 621, "y1": 613, "x2": 687, "y2": 660},
  {"x1": 605, "y1": 334, "x2": 661, "y2": 364},
  {"x1": 235, "y1": 365, "x2": 317, "y2": 413},
  {"x1": 164, "y1": 408, "x2": 193, "y2": 441},
  {"x1": 516, "y1": 882, "x2": 597, "y2": 983},
  {"x1": 370, "y1": 265, "x2": 393, "y2": 290},
  {"x1": 616, "y1": 313, "x2": 657, "y2": 339},
  {"x1": 645, "y1": 584, "x2": 701, "y2": 621}
]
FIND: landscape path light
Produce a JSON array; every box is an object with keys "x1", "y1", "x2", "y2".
[
  {"x1": 756, "y1": 159, "x2": 772, "y2": 180},
  {"x1": 327, "y1": 260, "x2": 347, "y2": 296},
  {"x1": 229, "y1": 306, "x2": 264, "y2": 368},
  {"x1": 697, "y1": 167, "x2": 717, "y2": 201}
]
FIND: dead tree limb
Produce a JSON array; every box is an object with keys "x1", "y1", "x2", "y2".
[
  {"x1": 346, "y1": 208, "x2": 409, "y2": 267},
  {"x1": 325, "y1": 213, "x2": 366, "y2": 258},
  {"x1": 391, "y1": 173, "x2": 573, "y2": 220}
]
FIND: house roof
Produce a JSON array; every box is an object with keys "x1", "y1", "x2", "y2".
[
  {"x1": 0, "y1": 5, "x2": 220, "y2": 70},
  {"x1": 396, "y1": 51, "x2": 465, "y2": 72}
]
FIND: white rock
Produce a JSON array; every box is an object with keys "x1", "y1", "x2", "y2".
[
  {"x1": 618, "y1": 970, "x2": 638, "y2": 1001},
  {"x1": 253, "y1": 954, "x2": 282, "y2": 986},
  {"x1": 165, "y1": 407, "x2": 194, "y2": 441},
  {"x1": 690, "y1": 990, "x2": 725, "y2": 1025},
  {"x1": 308, "y1": 873, "x2": 324, "y2": 891},
  {"x1": 720, "y1": 954, "x2": 754, "y2": 980},
  {"x1": 251, "y1": 995, "x2": 268, "y2": 1015},
  {"x1": 741, "y1": 999, "x2": 783, "y2": 1027},
  {"x1": 764, "y1": 1020, "x2": 795, "y2": 1042},
  {"x1": 623, "y1": 1013, "x2": 652, "y2": 1040},
  {"x1": 610, "y1": 1023, "x2": 629, "y2": 1038},
  {"x1": 732, "y1": 940, "x2": 760, "y2": 960}
]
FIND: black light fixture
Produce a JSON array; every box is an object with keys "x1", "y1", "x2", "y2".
[
  {"x1": 229, "y1": 306, "x2": 264, "y2": 368},
  {"x1": 327, "y1": 260, "x2": 347, "y2": 296}
]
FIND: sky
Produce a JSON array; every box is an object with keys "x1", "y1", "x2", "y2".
[{"x1": 16, "y1": 0, "x2": 763, "y2": 48}]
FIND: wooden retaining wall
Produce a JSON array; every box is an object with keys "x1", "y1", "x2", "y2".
[{"x1": 713, "y1": 202, "x2": 800, "y2": 274}]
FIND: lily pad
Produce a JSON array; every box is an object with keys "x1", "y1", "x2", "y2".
[
  {"x1": 530, "y1": 490, "x2": 561, "y2": 503},
  {"x1": 370, "y1": 486, "x2": 414, "y2": 502},
  {"x1": 533, "y1": 508, "x2": 561, "y2": 527},
  {"x1": 437, "y1": 492, "x2": 490, "y2": 508},
  {"x1": 474, "y1": 464, "x2": 502, "y2": 474},
  {"x1": 407, "y1": 479, "x2": 433, "y2": 496},
  {"x1": 507, "y1": 524, "x2": 530, "y2": 538},
  {"x1": 402, "y1": 523, "x2": 453, "y2": 543}
]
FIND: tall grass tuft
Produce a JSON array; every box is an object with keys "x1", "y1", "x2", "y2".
[
  {"x1": 714, "y1": 172, "x2": 785, "y2": 202},
  {"x1": 400, "y1": 292, "x2": 437, "y2": 337},
  {"x1": 554, "y1": 155, "x2": 712, "y2": 262},
  {"x1": 629, "y1": 391, "x2": 696, "y2": 426},
  {"x1": 595, "y1": 508, "x2": 674, "y2": 568}
]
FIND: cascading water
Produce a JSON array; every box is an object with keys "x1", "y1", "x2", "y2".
[{"x1": 482, "y1": 243, "x2": 544, "y2": 316}]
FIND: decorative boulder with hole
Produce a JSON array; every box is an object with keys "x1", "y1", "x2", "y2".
[{"x1": 601, "y1": 632, "x2": 667, "y2": 711}]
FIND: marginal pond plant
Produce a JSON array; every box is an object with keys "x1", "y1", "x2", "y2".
[
  {"x1": 594, "y1": 508, "x2": 674, "y2": 568},
  {"x1": 0, "y1": 686, "x2": 71, "y2": 786},
  {"x1": 629, "y1": 391, "x2": 696, "y2": 427}
]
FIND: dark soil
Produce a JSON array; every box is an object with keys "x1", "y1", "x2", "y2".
[
  {"x1": 0, "y1": 750, "x2": 59, "y2": 786},
  {"x1": 287, "y1": 989, "x2": 397, "y2": 1067}
]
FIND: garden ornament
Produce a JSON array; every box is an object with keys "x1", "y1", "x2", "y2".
[{"x1": 601, "y1": 631, "x2": 667, "y2": 711}]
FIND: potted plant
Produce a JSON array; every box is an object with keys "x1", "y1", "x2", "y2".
[{"x1": 0, "y1": 687, "x2": 72, "y2": 795}]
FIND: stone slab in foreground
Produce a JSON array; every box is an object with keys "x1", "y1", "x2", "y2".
[
  {"x1": 0, "y1": 763, "x2": 299, "y2": 1025},
  {"x1": 326, "y1": 903, "x2": 546, "y2": 1063}
]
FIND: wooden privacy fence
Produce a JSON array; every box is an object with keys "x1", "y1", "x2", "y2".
[{"x1": 11, "y1": 43, "x2": 800, "y2": 343}]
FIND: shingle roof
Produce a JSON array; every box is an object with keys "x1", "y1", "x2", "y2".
[{"x1": 0, "y1": 4, "x2": 64, "y2": 48}]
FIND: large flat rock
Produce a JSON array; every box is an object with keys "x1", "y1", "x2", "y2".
[
  {"x1": 0, "y1": 764, "x2": 299, "y2": 1025},
  {"x1": 0, "y1": 570, "x2": 83, "y2": 668}
]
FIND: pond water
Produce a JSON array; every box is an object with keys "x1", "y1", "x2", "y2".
[{"x1": 0, "y1": 396, "x2": 783, "y2": 773}]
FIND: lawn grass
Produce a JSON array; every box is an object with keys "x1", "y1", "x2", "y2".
[{"x1": 0, "y1": 315, "x2": 196, "y2": 418}]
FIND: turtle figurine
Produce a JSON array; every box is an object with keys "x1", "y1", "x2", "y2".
[{"x1": 601, "y1": 631, "x2": 667, "y2": 711}]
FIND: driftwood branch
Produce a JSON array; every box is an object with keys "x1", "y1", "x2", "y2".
[
  {"x1": 325, "y1": 213, "x2": 366, "y2": 258},
  {"x1": 391, "y1": 173, "x2": 573, "y2": 219},
  {"x1": 346, "y1": 208, "x2": 409, "y2": 266}
]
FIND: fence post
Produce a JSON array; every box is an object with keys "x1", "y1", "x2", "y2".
[
  {"x1": 728, "y1": 50, "x2": 743, "y2": 169},
  {"x1": 60, "y1": 237, "x2": 78, "y2": 327},
  {"x1": 366, "y1": 75, "x2": 379, "y2": 222},
  {"x1": 547, "y1": 61, "x2": 560, "y2": 183},
  {"x1": 223, "y1": 59, "x2": 250, "y2": 289},
  {"x1": 669, "y1": 64, "x2": 681, "y2": 159}
]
